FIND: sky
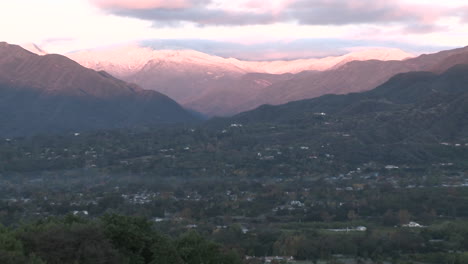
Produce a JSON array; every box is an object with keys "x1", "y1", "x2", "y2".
[{"x1": 1, "y1": 0, "x2": 468, "y2": 60}]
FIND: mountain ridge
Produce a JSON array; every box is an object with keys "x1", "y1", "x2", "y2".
[
  {"x1": 0, "y1": 42, "x2": 197, "y2": 136},
  {"x1": 66, "y1": 44, "x2": 414, "y2": 116},
  {"x1": 26, "y1": 43, "x2": 468, "y2": 118},
  {"x1": 68, "y1": 44, "x2": 413, "y2": 75},
  {"x1": 205, "y1": 63, "x2": 468, "y2": 164},
  {"x1": 232, "y1": 63, "x2": 468, "y2": 125},
  {"x1": 246, "y1": 46, "x2": 468, "y2": 108}
]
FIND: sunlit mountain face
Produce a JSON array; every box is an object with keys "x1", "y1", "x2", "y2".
[
  {"x1": 2, "y1": 1, "x2": 468, "y2": 264},
  {"x1": 65, "y1": 44, "x2": 414, "y2": 116}
]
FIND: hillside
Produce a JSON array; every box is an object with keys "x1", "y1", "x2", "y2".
[
  {"x1": 67, "y1": 44, "x2": 467, "y2": 118},
  {"x1": 0, "y1": 42, "x2": 197, "y2": 136},
  {"x1": 68, "y1": 45, "x2": 412, "y2": 116},
  {"x1": 220, "y1": 64, "x2": 468, "y2": 164},
  {"x1": 248, "y1": 46, "x2": 468, "y2": 107}
]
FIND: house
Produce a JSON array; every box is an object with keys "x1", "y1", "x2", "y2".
[
  {"x1": 246, "y1": 256, "x2": 294, "y2": 263},
  {"x1": 72, "y1": 210, "x2": 89, "y2": 216},
  {"x1": 264, "y1": 256, "x2": 294, "y2": 263},
  {"x1": 290, "y1": 200, "x2": 305, "y2": 207},
  {"x1": 328, "y1": 226, "x2": 367, "y2": 232},
  {"x1": 403, "y1": 221, "x2": 424, "y2": 228},
  {"x1": 356, "y1": 226, "x2": 367, "y2": 231}
]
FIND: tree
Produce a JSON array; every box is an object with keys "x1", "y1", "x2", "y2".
[
  {"x1": 347, "y1": 210, "x2": 358, "y2": 221},
  {"x1": 18, "y1": 220, "x2": 119, "y2": 264},
  {"x1": 0, "y1": 225, "x2": 45, "y2": 264},
  {"x1": 177, "y1": 231, "x2": 241, "y2": 264},
  {"x1": 398, "y1": 210, "x2": 410, "y2": 225},
  {"x1": 150, "y1": 234, "x2": 183, "y2": 264},
  {"x1": 273, "y1": 234, "x2": 313, "y2": 260},
  {"x1": 382, "y1": 210, "x2": 398, "y2": 226},
  {"x1": 100, "y1": 214, "x2": 154, "y2": 264}
]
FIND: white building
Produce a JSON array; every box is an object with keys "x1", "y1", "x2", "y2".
[{"x1": 403, "y1": 221, "x2": 424, "y2": 228}]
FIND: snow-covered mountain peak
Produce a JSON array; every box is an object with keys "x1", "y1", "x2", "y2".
[{"x1": 67, "y1": 44, "x2": 414, "y2": 77}]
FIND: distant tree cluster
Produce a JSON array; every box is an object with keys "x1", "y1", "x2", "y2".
[{"x1": 0, "y1": 214, "x2": 241, "y2": 264}]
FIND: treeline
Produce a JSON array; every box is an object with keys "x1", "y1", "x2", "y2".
[
  {"x1": 210, "y1": 221, "x2": 468, "y2": 263},
  {"x1": 2, "y1": 120, "x2": 467, "y2": 177},
  {"x1": 3, "y1": 214, "x2": 468, "y2": 264},
  {"x1": 0, "y1": 214, "x2": 242, "y2": 264}
]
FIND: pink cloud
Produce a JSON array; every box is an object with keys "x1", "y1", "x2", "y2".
[
  {"x1": 462, "y1": 6, "x2": 468, "y2": 23},
  {"x1": 89, "y1": 0, "x2": 202, "y2": 9},
  {"x1": 338, "y1": 0, "x2": 445, "y2": 24},
  {"x1": 89, "y1": 0, "x2": 465, "y2": 31},
  {"x1": 396, "y1": 4, "x2": 444, "y2": 24},
  {"x1": 242, "y1": 0, "x2": 295, "y2": 14}
]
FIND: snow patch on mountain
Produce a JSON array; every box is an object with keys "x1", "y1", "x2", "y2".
[{"x1": 67, "y1": 44, "x2": 414, "y2": 77}]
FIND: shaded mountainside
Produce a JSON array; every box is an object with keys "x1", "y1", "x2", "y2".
[
  {"x1": 234, "y1": 64, "x2": 468, "y2": 128},
  {"x1": 249, "y1": 46, "x2": 468, "y2": 107},
  {"x1": 182, "y1": 72, "x2": 294, "y2": 115},
  {"x1": 216, "y1": 64, "x2": 468, "y2": 164},
  {"x1": 125, "y1": 58, "x2": 247, "y2": 106},
  {"x1": 0, "y1": 42, "x2": 197, "y2": 137}
]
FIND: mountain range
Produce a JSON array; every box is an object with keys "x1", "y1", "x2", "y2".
[
  {"x1": 67, "y1": 45, "x2": 414, "y2": 116},
  {"x1": 221, "y1": 63, "x2": 468, "y2": 164},
  {"x1": 250, "y1": 45, "x2": 468, "y2": 108},
  {"x1": 65, "y1": 44, "x2": 468, "y2": 117},
  {"x1": 233, "y1": 63, "x2": 468, "y2": 127},
  {"x1": 0, "y1": 42, "x2": 197, "y2": 136},
  {"x1": 3, "y1": 41, "x2": 468, "y2": 142}
]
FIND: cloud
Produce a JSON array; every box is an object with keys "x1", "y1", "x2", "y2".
[
  {"x1": 401, "y1": 24, "x2": 448, "y2": 34},
  {"x1": 89, "y1": 0, "x2": 210, "y2": 9},
  {"x1": 139, "y1": 38, "x2": 451, "y2": 61},
  {"x1": 115, "y1": 7, "x2": 281, "y2": 26},
  {"x1": 461, "y1": 6, "x2": 468, "y2": 23},
  {"x1": 90, "y1": 0, "x2": 461, "y2": 33},
  {"x1": 41, "y1": 37, "x2": 76, "y2": 44},
  {"x1": 288, "y1": 0, "x2": 442, "y2": 26}
]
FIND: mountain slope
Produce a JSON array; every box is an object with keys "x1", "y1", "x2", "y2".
[
  {"x1": 68, "y1": 45, "x2": 412, "y2": 116},
  {"x1": 186, "y1": 46, "x2": 466, "y2": 116},
  {"x1": 234, "y1": 64, "x2": 468, "y2": 134},
  {"x1": 249, "y1": 46, "x2": 468, "y2": 107},
  {"x1": 217, "y1": 64, "x2": 468, "y2": 164},
  {"x1": 0, "y1": 42, "x2": 197, "y2": 136},
  {"x1": 66, "y1": 44, "x2": 468, "y2": 118}
]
